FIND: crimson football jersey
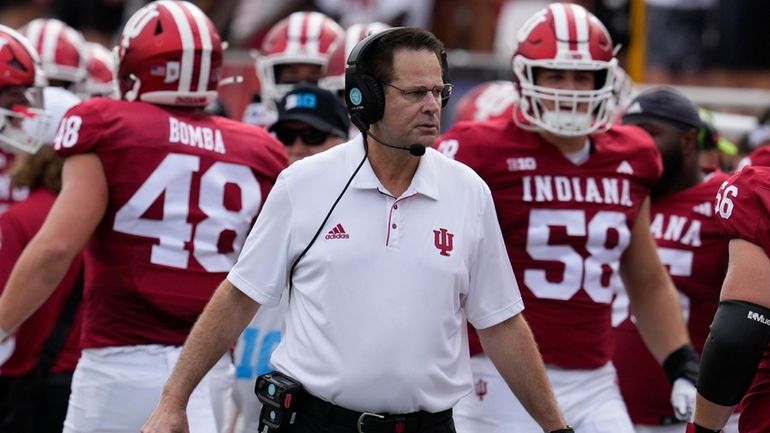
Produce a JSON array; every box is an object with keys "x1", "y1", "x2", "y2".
[
  {"x1": 714, "y1": 165, "x2": 770, "y2": 432},
  {"x1": 0, "y1": 188, "x2": 83, "y2": 375},
  {"x1": 54, "y1": 98, "x2": 287, "y2": 348},
  {"x1": 739, "y1": 145, "x2": 770, "y2": 169},
  {"x1": 613, "y1": 171, "x2": 730, "y2": 424},
  {"x1": 437, "y1": 119, "x2": 662, "y2": 368},
  {"x1": 0, "y1": 149, "x2": 30, "y2": 214}
]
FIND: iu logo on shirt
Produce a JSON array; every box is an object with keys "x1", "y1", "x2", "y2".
[{"x1": 433, "y1": 228, "x2": 454, "y2": 256}]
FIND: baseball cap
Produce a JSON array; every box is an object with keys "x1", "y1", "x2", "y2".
[
  {"x1": 269, "y1": 84, "x2": 350, "y2": 139},
  {"x1": 622, "y1": 86, "x2": 703, "y2": 131}
]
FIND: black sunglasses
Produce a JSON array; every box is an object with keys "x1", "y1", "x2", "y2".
[{"x1": 274, "y1": 127, "x2": 331, "y2": 146}]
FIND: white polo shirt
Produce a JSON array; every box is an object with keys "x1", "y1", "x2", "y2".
[{"x1": 228, "y1": 135, "x2": 523, "y2": 414}]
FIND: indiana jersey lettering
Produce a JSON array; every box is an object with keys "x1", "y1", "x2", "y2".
[
  {"x1": 714, "y1": 165, "x2": 770, "y2": 433},
  {"x1": 54, "y1": 98, "x2": 287, "y2": 348},
  {"x1": 613, "y1": 171, "x2": 730, "y2": 424},
  {"x1": 437, "y1": 119, "x2": 662, "y2": 368}
]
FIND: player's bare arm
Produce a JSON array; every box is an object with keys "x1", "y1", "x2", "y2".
[
  {"x1": 477, "y1": 314, "x2": 569, "y2": 432},
  {"x1": 142, "y1": 279, "x2": 261, "y2": 433},
  {"x1": 620, "y1": 197, "x2": 690, "y2": 362},
  {"x1": 0, "y1": 153, "x2": 107, "y2": 333}
]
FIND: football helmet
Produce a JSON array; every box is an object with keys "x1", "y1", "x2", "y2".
[
  {"x1": 0, "y1": 25, "x2": 51, "y2": 154},
  {"x1": 115, "y1": 0, "x2": 223, "y2": 106},
  {"x1": 19, "y1": 18, "x2": 87, "y2": 84},
  {"x1": 319, "y1": 22, "x2": 391, "y2": 96},
  {"x1": 511, "y1": 3, "x2": 617, "y2": 136},
  {"x1": 257, "y1": 11, "x2": 343, "y2": 103},
  {"x1": 454, "y1": 80, "x2": 518, "y2": 123},
  {"x1": 78, "y1": 42, "x2": 118, "y2": 99}
]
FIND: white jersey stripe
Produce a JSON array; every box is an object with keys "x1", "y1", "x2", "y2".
[
  {"x1": 181, "y1": 1, "x2": 213, "y2": 92},
  {"x1": 550, "y1": 3, "x2": 571, "y2": 57},
  {"x1": 161, "y1": 1, "x2": 194, "y2": 93}
]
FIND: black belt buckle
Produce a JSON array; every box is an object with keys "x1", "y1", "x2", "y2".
[{"x1": 356, "y1": 412, "x2": 385, "y2": 433}]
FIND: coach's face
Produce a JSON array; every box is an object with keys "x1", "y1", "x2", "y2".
[{"x1": 376, "y1": 48, "x2": 442, "y2": 148}]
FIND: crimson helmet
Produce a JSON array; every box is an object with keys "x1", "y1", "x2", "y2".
[
  {"x1": 19, "y1": 18, "x2": 87, "y2": 84},
  {"x1": 115, "y1": 0, "x2": 223, "y2": 107},
  {"x1": 511, "y1": 3, "x2": 617, "y2": 136},
  {"x1": 0, "y1": 25, "x2": 51, "y2": 153},
  {"x1": 257, "y1": 11, "x2": 343, "y2": 103},
  {"x1": 79, "y1": 42, "x2": 118, "y2": 99},
  {"x1": 454, "y1": 80, "x2": 518, "y2": 123},
  {"x1": 319, "y1": 22, "x2": 391, "y2": 96}
]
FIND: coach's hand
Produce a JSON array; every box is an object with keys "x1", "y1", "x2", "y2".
[
  {"x1": 142, "y1": 395, "x2": 189, "y2": 433},
  {"x1": 671, "y1": 377, "x2": 697, "y2": 421}
]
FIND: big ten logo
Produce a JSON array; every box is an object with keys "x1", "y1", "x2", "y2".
[
  {"x1": 506, "y1": 157, "x2": 536, "y2": 171},
  {"x1": 285, "y1": 93, "x2": 317, "y2": 110},
  {"x1": 235, "y1": 328, "x2": 281, "y2": 379}
]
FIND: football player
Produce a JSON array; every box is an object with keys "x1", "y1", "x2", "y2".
[
  {"x1": 76, "y1": 42, "x2": 118, "y2": 99},
  {"x1": 613, "y1": 87, "x2": 737, "y2": 433},
  {"x1": 18, "y1": 18, "x2": 87, "y2": 92},
  {"x1": 690, "y1": 166, "x2": 770, "y2": 433},
  {"x1": 0, "y1": 63, "x2": 81, "y2": 433},
  {"x1": 0, "y1": 25, "x2": 50, "y2": 214},
  {"x1": 452, "y1": 80, "x2": 517, "y2": 123},
  {"x1": 0, "y1": 2, "x2": 287, "y2": 432},
  {"x1": 242, "y1": 11, "x2": 343, "y2": 127},
  {"x1": 436, "y1": 4, "x2": 694, "y2": 432}
]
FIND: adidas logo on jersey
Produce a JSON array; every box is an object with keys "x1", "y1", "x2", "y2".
[
  {"x1": 616, "y1": 160, "x2": 634, "y2": 175},
  {"x1": 692, "y1": 201, "x2": 713, "y2": 217},
  {"x1": 325, "y1": 223, "x2": 349, "y2": 240}
]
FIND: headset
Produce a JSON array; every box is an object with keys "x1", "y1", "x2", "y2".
[{"x1": 344, "y1": 27, "x2": 450, "y2": 132}]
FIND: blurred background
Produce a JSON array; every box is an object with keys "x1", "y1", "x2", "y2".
[{"x1": 3, "y1": 0, "x2": 770, "y2": 155}]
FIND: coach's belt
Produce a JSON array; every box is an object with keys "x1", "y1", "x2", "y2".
[{"x1": 299, "y1": 391, "x2": 452, "y2": 433}]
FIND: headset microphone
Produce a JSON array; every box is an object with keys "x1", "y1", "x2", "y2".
[{"x1": 367, "y1": 130, "x2": 426, "y2": 157}]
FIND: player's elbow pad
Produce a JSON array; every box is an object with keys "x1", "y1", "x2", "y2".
[{"x1": 697, "y1": 300, "x2": 770, "y2": 406}]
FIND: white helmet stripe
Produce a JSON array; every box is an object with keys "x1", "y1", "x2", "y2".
[
  {"x1": 160, "y1": 0, "x2": 194, "y2": 93},
  {"x1": 286, "y1": 12, "x2": 304, "y2": 53},
  {"x1": 304, "y1": 12, "x2": 323, "y2": 55},
  {"x1": 180, "y1": 1, "x2": 213, "y2": 93},
  {"x1": 571, "y1": 4, "x2": 590, "y2": 57},
  {"x1": 550, "y1": 3, "x2": 571, "y2": 56},
  {"x1": 24, "y1": 19, "x2": 44, "y2": 57},
  {"x1": 41, "y1": 20, "x2": 64, "y2": 67}
]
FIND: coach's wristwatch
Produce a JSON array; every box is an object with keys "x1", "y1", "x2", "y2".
[{"x1": 549, "y1": 426, "x2": 575, "y2": 433}]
